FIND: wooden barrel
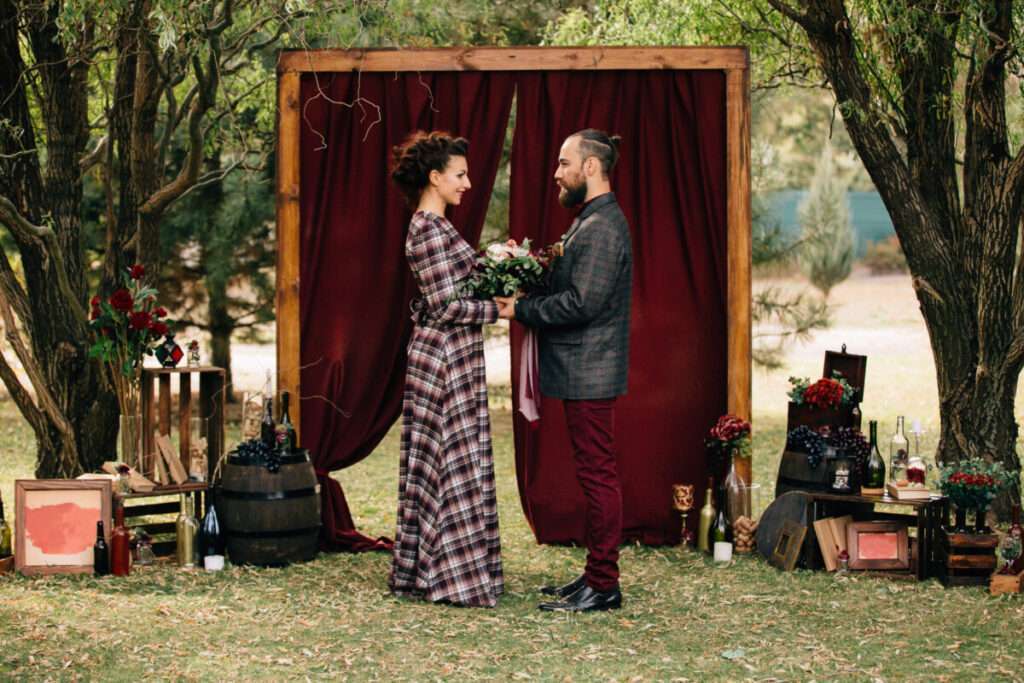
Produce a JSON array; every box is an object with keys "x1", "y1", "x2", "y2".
[
  {"x1": 220, "y1": 451, "x2": 320, "y2": 566},
  {"x1": 775, "y1": 449, "x2": 833, "y2": 498}
]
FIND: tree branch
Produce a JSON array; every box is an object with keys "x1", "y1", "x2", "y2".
[
  {"x1": 0, "y1": 343, "x2": 46, "y2": 443},
  {"x1": 78, "y1": 134, "x2": 108, "y2": 173}
]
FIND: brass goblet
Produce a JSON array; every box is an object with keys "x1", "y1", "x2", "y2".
[{"x1": 671, "y1": 483, "x2": 696, "y2": 547}]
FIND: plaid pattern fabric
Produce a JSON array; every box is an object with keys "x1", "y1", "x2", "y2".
[
  {"x1": 516, "y1": 193, "x2": 633, "y2": 399},
  {"x1": 389, "y1": 210, "x2": 503, "y2": 607}
]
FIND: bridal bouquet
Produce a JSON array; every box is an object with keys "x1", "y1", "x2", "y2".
[{"x1": 458, "y1": 238, "x2": 554, "y2": 299}]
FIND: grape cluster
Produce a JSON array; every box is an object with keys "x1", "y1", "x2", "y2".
[
  {"x1": 830, "y1": 426, "x2": 869, "y2": 475},
  {"x1": 786, "y1": 425, "x2": 826, "y2": 468},
  {"x1": 232, "y1": 438, "x2": 280, "y2": 472}
]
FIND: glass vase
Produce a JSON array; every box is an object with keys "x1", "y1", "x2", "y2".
[{"x1": 118, "y1": 414, "x2": 144, "y2": 475}]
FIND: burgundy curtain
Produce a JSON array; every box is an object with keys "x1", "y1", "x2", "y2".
[
  {"x1": 298, "y1": 72, "x2": 515, "y2": 551},
  {"x1": 509, "y1": 71, "x2": 728, "y2": 545}
]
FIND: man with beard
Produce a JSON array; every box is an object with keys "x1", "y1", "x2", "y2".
[{"x1": 496, "y1": 128, "x2": 633, "y2": 613}]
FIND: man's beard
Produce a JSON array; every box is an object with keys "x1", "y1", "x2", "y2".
[{"x1": 558, "y1": 179, "x2": 587, "y2": 208}]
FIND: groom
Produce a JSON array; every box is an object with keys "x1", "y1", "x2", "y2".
[{"x1": 496, "y1": 128, "x2": 633, "y2": 613}]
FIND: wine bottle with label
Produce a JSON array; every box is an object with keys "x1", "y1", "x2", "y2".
[
  {"x1": 889, "y1": 416, "x2": 909, "y2": 484},
  {"x1": 0, "y1": 493, "x2": 12, "y2": 558},
  {"x1": 260, "y1": 397, "x2": 275, "y2": 449},
  {"x1": 199, "y1": 492, "x2": 225, "y2": 569},
  {"x1": 93, "y1": 521, "x2": 110, "y2": 576},
  {"x1": 865, "y1": 420, "x2": 886, "y2": 492},
  {"x1": 276, "y1": 391, "x2": 296, "y2": 454},
  {"x1": 111, "y1": 502, "x2": 131, "y2": 576}
]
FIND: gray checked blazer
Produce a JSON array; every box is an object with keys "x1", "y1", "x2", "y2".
[{"x1": 514, "y1": 192, "x2": 633, "y2": 400}]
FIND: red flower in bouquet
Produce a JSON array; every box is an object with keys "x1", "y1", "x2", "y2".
[
  {"x1": 802, "y1": 378, "x2": 845, "y2": 409},
  {"x1": 109, "y1": 288, "x2": 134, "y2": 312},
  {"x1": 706, "y1": 413, "x2": 752, "y2": 460},
  {"x1": 88, "y1": 264, "x2": 172, "y2": 415}
]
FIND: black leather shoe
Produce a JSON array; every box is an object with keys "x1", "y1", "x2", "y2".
[
  {"x1": 538, "y1": 585, "x2": 622, "y2": 612},
  {"x1": 539, "y1": 573, "x2": 586, "y2": 598}
]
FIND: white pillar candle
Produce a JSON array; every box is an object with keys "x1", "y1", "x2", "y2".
[
  {"x1": 713, "y1": 541, "x2": 733, "y2": 563},
  {"x1": 203, "y1": 554, "x2": 225, "y2": 571}
]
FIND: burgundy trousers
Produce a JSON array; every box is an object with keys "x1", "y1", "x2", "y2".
[{"x1": 563, "y1": 398, "x2": 622, "y2": 591}]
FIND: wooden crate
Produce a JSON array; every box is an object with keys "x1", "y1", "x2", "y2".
[
  {"x1": 936, "y1": 529, "x2": 998, "y2": 587},
  {"x1": 141, "y1": 367, "x2": 225, "y2": 491},
  {"x1": 990, "y1": 569, "x2": 1024, "y2": 596},
  {"x1": 117, "y1": 483, "x2": 206, "y2": 558}
]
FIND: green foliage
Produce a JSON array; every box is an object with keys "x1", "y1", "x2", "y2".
[
  {"x1": 798, "y1": 144, "x2": 855, "y2": 298},
  {"x1": 940, "y1": 458, "x2": 1016, "y2": 510},
  {"x1": 862, "y1": 235, "x2": 908, "y2": 275}
]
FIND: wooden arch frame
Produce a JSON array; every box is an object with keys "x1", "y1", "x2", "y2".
[{"x1": 275, "y1": 47, "x2": 751, "y2": 468}]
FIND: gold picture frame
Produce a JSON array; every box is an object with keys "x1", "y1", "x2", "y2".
[{"x1": 769, "y1": 519, "x2": 807, "y2": 571}]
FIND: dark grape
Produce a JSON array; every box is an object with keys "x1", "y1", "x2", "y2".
[
  {"x1": 786, "y1": 425, "x2": 826, "y2": 468},
  {"x1": 230, "y1": 438, "x2": 281, "y2": 472}
]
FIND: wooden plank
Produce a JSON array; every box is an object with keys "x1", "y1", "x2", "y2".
[
  {"x1": 278, "y1": 47, "x2": 749, "y2": 73},
  {"x1": 179, "y1": 372, "x2": 192, "y2": 471},
  {"x1": 122, "y1": 501, "x2": 179, "y2": 518},
  {"x1": 726, "y1": 66, "x2": 752, "y2": 483},
  {"x1": 277, "y1": 70, "x2": 302, "y2": 446},
  {"x1": 199, "y1": 370, "x2": 226, "y2": 501},
  {"x1": 158, "y1": 373, "x2": 171, "y2": 437},
  {"x1": 946, "y1": 554, "x2": 998, "y2": 570},
  {"x1": 142, "y1": 370, "x2": 156, "y2": 479}
]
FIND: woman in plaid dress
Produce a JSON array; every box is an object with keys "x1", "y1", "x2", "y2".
[{"x1": 388, "y1": 131, "x2": 503, "y2": 607}]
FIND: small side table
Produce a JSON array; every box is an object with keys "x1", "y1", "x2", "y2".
[{"x1": 804, "y1": 491, "x2": 947, "y2": 580}]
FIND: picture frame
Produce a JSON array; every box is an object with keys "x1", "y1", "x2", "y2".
[
  {"x1": 769, "y1": 519, "x2": 807, "y2": 571},
  {"x1": 847, "y1": 520, "x2": 909, "y2": 571},
  {"x1": 14, "y1": 480, "x2": 112, "y2": 576}
]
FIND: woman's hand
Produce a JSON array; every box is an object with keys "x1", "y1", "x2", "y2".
[{"x1": 495, "y1": 296, "x2": 518, "y2": 320}]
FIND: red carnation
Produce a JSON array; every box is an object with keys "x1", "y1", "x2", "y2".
[
  {"x1": 129, "y1": 264, "x2": 145, "y2": 280},
  {"x1": 149, "y1": 320, "x2": 169, "y2": 337},
  {"x1": 90, "y1": 295, "x2": 100, "y2": 307},
  {"x1": 90, "y1": 306, "x2": 100, "y2": 320},
  {"x1": 129, "y1": 311, "x2": 151, "y2": 330},
  {"x1": 110, "y1": 288, "x2": 133, "y2": 312},
  {"x1": 153, "y1": 306, "x2": 167, "y2": 318}
]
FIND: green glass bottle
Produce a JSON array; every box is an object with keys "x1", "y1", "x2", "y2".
[
  {"x1": 0, "y1": 493, "x2": 12, "y2": 558},
  {"x1": 865, "y1": 420, "x2": 886, "y2": 491}
]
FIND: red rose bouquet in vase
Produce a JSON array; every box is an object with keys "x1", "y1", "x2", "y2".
[
  {"x1": 88, "y1": 264, "x2": 170, "y2": 473},
  {"x1": 705, "y1": 414, "x2": 753, "y2": 535}
]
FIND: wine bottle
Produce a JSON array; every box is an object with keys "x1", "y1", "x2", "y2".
[
  {"x1": 0, "y1": 494, "x2": 12, "y2": 558},
  {"x1": 276, "y1": 391, "x2": 296, "y2": 454},
  {"x1": 175, "y1": 494, "x2": 198, "y2": 568},
  {"x1": 697, "y1": 477, "x2": 716, "y2": 553},
  {"x1": 199, "y1": 492, "x2": 225, "y2": 566},
  {"x1": 889, "y1": 416, "x2": 909, "y2": 483},
  {"x1": 93, "y1": 521, "x2": 110, "y2": 576},
  {"x1": 865, "y1": 420, "x2": 886, "y2": 491},
  {"x1": 111, "y1": 502, "x2": 131, "y2": 576},
  {"x1": 260, "y1": 397, "x2": 275, "y2": 448},
  {"x1": 712, "y1": 503, "x2": 730, "y2": 545}
]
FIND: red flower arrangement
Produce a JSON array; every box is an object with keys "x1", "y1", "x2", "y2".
[
  {"x1": 787, "y1": 372, "x2": 857, "y2": 409},
  {"x1": 705, "y1": 413, "x2": 752, "y2": 460},
  {"x1": 88, "y1": 264, "x2": 172, "y2": 415}
]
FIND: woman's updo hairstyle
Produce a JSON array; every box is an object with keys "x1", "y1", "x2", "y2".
[{"x1": 390, "y1": 131, "x2": 469, "y2": 207}]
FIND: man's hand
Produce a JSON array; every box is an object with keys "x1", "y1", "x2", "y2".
[{"x1": 495, "y1": 296, "x2": 518, "y2": 320}]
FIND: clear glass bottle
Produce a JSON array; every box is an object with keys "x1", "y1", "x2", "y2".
[
  {"x1": 724, "y1": 454, "x2": 747, "y2": 525},
  {"x1": 889, "y1": 416, "x2": 909, "y2": 484},
  {"x1": 175, "y1": 494, "x2": 198, "y2": 568}
]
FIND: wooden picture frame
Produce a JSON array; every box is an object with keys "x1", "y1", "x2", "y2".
[
  {"x1": 14, "y1": 480, "x2": 112, "y2": 576},
  {"x1": 769, "y1": 519, "x2": 807, "y2": 571},
  {"x1": 847, "y1": 521, "x2": 909, "y2": 571}
]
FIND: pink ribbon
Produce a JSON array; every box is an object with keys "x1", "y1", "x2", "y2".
[{"x1": 518, "y1": 329, "x2": 541, "y2": 422}]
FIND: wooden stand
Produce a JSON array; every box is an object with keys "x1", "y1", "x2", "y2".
[
  {"x1": 936, "y1": 529, "x2": 998, "y2": 587},
  {"x1": 803, "y1": 491, "x2": 945, "y2": 581},
  {"x1": 141, "y1": 366, "x2": 225, "y2": 494},
  {"x1": 116, "y1": 483, "x2": 206, "y2": 558},
  {"x1": 990, "y1": 569, "x2": 1024, "y2": 595}
]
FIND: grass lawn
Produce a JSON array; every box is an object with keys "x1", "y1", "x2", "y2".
[
  {"x1": 2, "y1": 398, "x2": 1023, "y2": 681},
  {"x1": 3, "y1": 271, "x2": 1024, "y2": 680}
]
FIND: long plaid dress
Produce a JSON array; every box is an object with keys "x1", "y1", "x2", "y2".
[{"x1": 389, "y1": 210, "x2": 503, "y2": 607}]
